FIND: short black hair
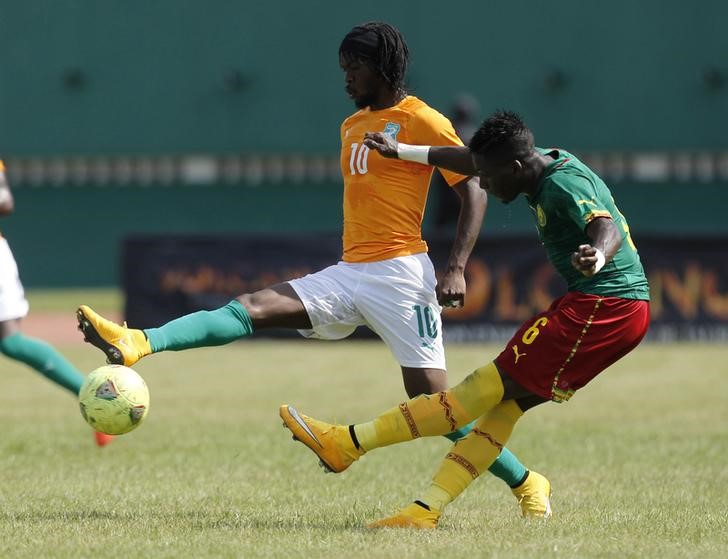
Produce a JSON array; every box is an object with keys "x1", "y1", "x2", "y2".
[
  {"x1": 339, "y1": 22, "x2": 409, "y2": 92},
  {"x1": 469, "y1": 110, "x2": 533, "y2": 160}
]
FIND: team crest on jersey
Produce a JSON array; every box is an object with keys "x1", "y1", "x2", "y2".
[
  {"x1": 383, "y1": 122, "x2": 401, "y2": 140},
  {"x1": 536, "y1": 205, "x2": 547, "y2": 227}
]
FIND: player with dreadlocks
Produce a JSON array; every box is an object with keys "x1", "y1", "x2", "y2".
[
  {"x1": 339, "y1": 21, "x2": 409, "y2": 106},
  {"x1": 76, "y1": 23, "x2": 550, "y2": 517}
]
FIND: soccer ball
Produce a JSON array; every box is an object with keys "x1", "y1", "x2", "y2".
[{"x1": 79, "y1": 364, "x2": 150, "y2": 435}]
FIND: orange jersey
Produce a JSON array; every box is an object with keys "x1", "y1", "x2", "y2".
[{"x1": 340, "y1": 96, "x2": 468, "y2": 262}]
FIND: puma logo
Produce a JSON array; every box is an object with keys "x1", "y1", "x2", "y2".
[{"x1": 512, "y1": 344, "x2": 526, "y2": 364}]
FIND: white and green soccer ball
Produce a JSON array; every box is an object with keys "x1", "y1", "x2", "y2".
[{"x1": 79, "y1": 364, "x2": 150, "y2": 435}]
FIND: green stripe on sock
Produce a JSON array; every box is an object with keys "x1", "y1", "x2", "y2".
[{"x1": 444, "y1": 420, "x2": 476, "y2": 443}]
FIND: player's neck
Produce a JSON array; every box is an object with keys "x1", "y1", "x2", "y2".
[
  {"x1": 368, "y1": 88, "x2": 407, "y2": 111},
  {"x1": 524, "y1": 152, "x2": 553, "y2": 197}
]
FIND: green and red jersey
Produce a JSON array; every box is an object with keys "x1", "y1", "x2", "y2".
[{"x1": 527, "y1": 148, "x2": 650, "y2": 300}]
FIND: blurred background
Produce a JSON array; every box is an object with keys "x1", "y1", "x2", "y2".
[{"x1": 1, "y1": 0, "x2": 726, "y2": 341}]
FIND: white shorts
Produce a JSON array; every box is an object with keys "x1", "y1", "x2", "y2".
[
  {"x1": 289, "y1": 253, "x2": 445, "y2": 369},
  {"x1": 0, "y1": 237, "x2": 29, "y2": 322}
]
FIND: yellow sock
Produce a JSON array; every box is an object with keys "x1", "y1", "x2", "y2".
[
  {"x1": 449, "y1": 362, "x2": 505, "y2": 417},
  {"x1": 421, "y1": 400, "x2": 523, "y2": 510},
  {"x1": 353, "y1": 392, "x2": 464, "y2": 450},
  {"x1": 354, "y1": 362, "x2": 505, "y2": 451},
  {"x1": 420, "y1": 484, "x2": 453, "y2": 512}
]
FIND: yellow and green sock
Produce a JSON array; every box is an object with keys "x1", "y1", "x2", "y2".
[{"x1": 445, "y1": 421, "x2": 527, "y2": 486}]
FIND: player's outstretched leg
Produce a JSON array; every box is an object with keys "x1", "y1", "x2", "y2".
[
  {"x1": 77, "y1": 306, "x2": 151, "y2": 366},
  {"x1": 511, "y1": 470, "x2": 552, "y2": 518},
  {"x1": 77, "y1": 300, "x2": 255, "y2": 365},
  {"x1": 0, "y1": 330, "x2": 115, "y2": 448},
  {"x1": 281, "y1": 362, "x2": 507, "y2": 474},
  {"x1": 0, "y1": 331, "x2": 88, "y2": 393},
  {"x1": 279, "y1": 405, "x2": 365, "y2": 473}
]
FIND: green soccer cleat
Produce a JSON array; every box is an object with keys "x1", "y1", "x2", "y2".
[
  {"x1": 77, "y1": 305, "x2": 152, "y2": 366},
  {"x1": 367, "y1": 502, "x2": 441, "y2": 529},
  {"x1": 512, "y1": 470, "x2": 552, "y2": 518},
  {"x1": 279, "y1": 404, "x2": 364, "y2": 473}
]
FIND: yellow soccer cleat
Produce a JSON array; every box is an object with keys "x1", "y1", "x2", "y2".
[
  {"x1": 76, "y1": 305, "x2": 151, "y2": 366},
  {"x1": 512, "y1": 470, "x2": 552, "y2": 518},
  {"x1": 367, "y1": 502, "x2": 441, "y2": 529},
  {"x1": 279, "y1": 405, "x2": 364, "y2": 473}
]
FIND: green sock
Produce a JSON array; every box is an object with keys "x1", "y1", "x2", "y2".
[
  {"x1": 145, "y1": 300, "x2": 255, "y2": 352},
  {"x1": 0, "y1": 332, "x2": 84, "y2": 395},
  {"x1": 444, "y1": 420, "x2": 477, "y2": 443},
  {"x1": 444, "y1": 420, "x2": 527, "y2": 487},
  {"x1": 488, "y1": 447, "x2": 528, "y2": 487}
]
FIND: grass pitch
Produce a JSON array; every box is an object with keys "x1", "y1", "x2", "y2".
[{"x1": 1, "y1": 339, "x2": 726, "y2": 558}]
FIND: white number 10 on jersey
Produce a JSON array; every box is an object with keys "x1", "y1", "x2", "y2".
[{"x1": 349, "y1": 143, "x2": 370, "y2": 175}]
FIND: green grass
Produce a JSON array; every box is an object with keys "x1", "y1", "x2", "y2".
[
  {"x1": 1, "y1": 340, "x2": 727, "y2": 558},
  {"x1": 25, "y1": 288, "x2": 122, "y2": 314}
]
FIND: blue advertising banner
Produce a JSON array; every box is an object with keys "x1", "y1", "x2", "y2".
[{"x1": 123, "y1": 235, "x2": 728, "y2": 342}]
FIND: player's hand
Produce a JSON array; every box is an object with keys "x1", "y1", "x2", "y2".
[
  {"x1": 436, "y1": 270, "x2": 466, "y2": 308},
  {"x1": 571, "y1": 244, "x2": 599, "y2": 277},
  {"x1": 363, "y1": 132, "x2": 399, "y2": 158}
]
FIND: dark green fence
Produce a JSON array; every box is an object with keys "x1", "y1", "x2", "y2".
[{"x1": 4, "y1": 180, "x2": 725, "y2": 287}]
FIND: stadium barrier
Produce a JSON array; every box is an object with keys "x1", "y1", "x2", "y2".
[{"x1": 123, "y1": 234, "x2": 728, "y2": 342}]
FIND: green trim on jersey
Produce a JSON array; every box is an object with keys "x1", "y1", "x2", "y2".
[{"x1": 527, "y1": 148, "x2": 650, "y2": 300}]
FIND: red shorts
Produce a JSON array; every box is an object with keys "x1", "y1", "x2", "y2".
[{"x1": 495, "y1": 292, "x2": 650, "y2": 402}]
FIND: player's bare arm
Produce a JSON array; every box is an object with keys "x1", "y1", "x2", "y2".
[
  {"x1": 426, "y1": 146, "x2": 478, "y2": 176},
  {"x1": 363, "y1": 133, "x2": 478, "y2": 176},
  {"x1": 571, "y1": 217, "x2": 622, "y2": 277},
  {"x1": 437, "y1": 176, "x2": 486, "y2": 307}
]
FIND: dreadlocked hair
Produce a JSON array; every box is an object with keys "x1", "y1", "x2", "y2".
[
  {"x1": 469, "y1": 110, "x2": 532, "y2": 158},
  {"x1": 339, "y1": 22, "x2": 409, "y2": 92}
]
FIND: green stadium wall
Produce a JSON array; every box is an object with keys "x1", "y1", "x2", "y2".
[
  {"x1": 1, "y1": 1, "x2": 726, "y2": 286},
  {"x1": 1, "y1": 0, "x2": 726, "y2": 154}
]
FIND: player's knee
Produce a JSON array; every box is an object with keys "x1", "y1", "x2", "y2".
[
  {"x1": 402, "y1": 367, "x2": 447, "y2": 397},
  {"x1": 235, "y1": 284, "x2": 306, "y2": 328},
  {"x1": 236, "y1": 292, "x2": 258, "y2": 318},
  {"x1": 235, "y1": 291, "x2": 272, "y2": 321}
]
